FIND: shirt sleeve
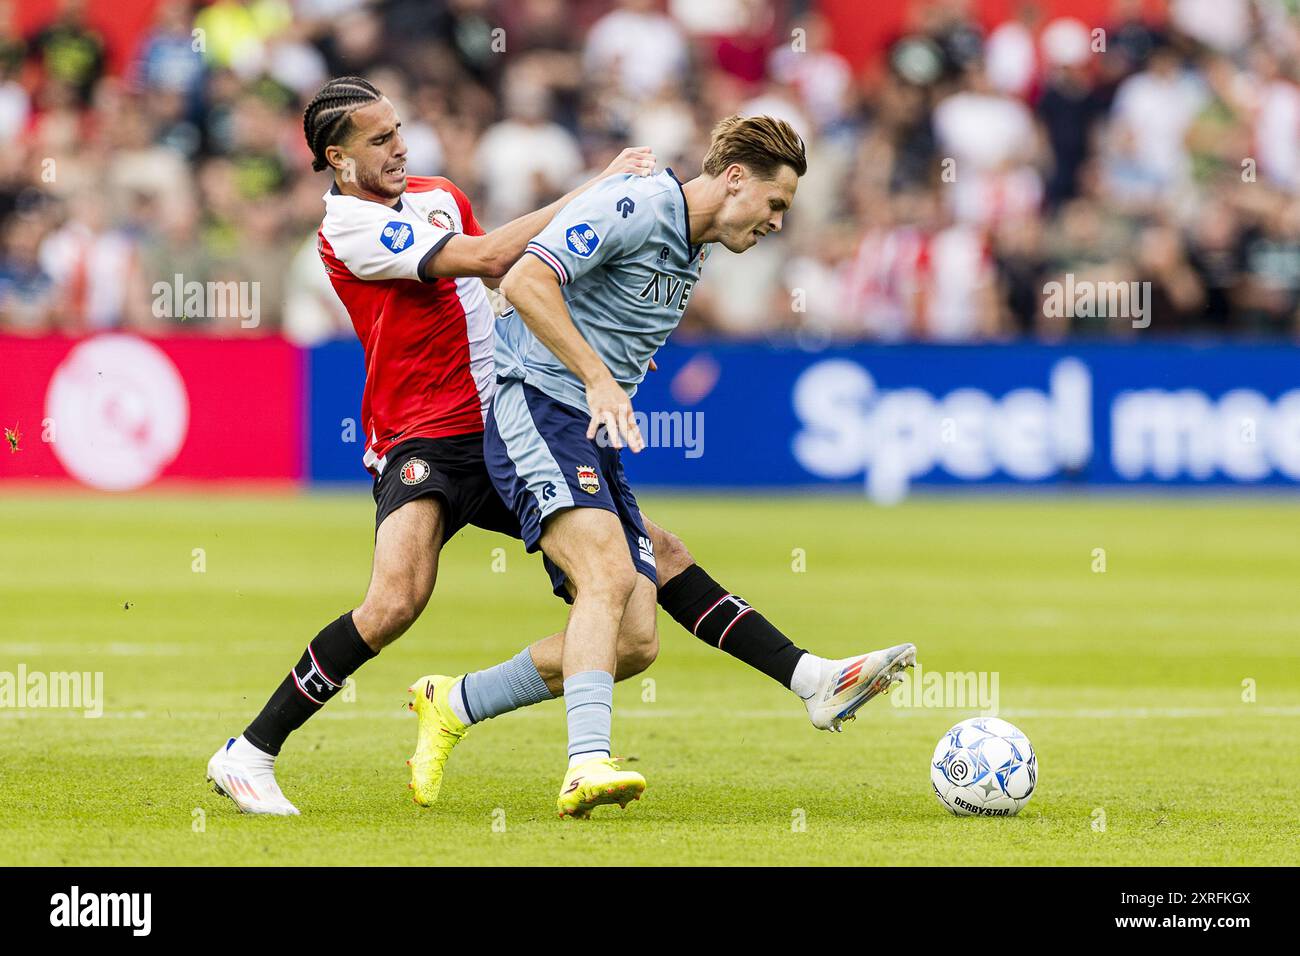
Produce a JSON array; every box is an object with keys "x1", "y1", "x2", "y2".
[
  {"x1": 323, "y1": 199, "x2": 455, "y2": 283},
  {"x1": 524, "y1": 177, "x2": 655, "y2": 285}
]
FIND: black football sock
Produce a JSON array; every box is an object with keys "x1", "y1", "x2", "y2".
[
  {"x1": 657, "y1": 563, "x2": 807, "y2": 689},
  {"x1": 243, "y1": 611, "x2": 377, "y2": 756}
]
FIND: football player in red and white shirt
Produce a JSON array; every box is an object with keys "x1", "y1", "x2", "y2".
[{"x1": 207, "y1": 77, "x2": 914, "y2": 816}]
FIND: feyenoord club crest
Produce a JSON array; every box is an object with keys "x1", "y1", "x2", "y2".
[
  {"x1": 400, "y1": 459, "x2": 430, "y2": 485},
  {"x1": 428, "y1": 209, "x2": 454, "y2": 230},
  {"x1": 576, "y1": 465, "x2": 599, "y2": 495}
]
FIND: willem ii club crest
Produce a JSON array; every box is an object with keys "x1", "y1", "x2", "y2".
[
  {"x1": 400, "y1": 458, "x2": 431, "y2": 485},
  {"x1": 576, "y1": 465, "x2": 599, "y2": 495}
]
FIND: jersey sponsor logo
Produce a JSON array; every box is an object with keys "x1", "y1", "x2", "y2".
[
  {"x1": 400, "y1": 458, "x2": 431, "y2": 485},
  {"x1": 636, "y1": 271, "x2": 695, "y2": 313},
  {"x1": 380, "y1": 220, "x2": 414, "y2": 253},
  {"x1": 576, "y1": 465, "x2": 599, "y2": 494},
  {"x1": 565, "y1": 223, "x2": 600, "y2": 257},
  {"x1": 428, "y1": 209, "x2": 455, "y2": 230}
]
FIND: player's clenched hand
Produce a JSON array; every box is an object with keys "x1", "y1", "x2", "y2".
[
  {"x1": 602, "y1": 147, "x2": 656, "y2": 179},
  {"x1": 586, "y1": 375, "x2": 645, "y2": 453}
]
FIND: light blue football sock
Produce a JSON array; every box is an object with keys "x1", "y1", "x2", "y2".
[
  {"x1": 564, "y1": 670, "x2": 614, "y2": 765},
  {"x1": 458, "y1": 647, "x2": 554, "y2": 724}
]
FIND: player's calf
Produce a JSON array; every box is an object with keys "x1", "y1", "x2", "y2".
[
  {"x1": 541, "y1": 509, "x2": 638, "y2": 811},
  {"x1": 351, "y1": 498, "x2": 444, "y2": 649},
  {"x1": 614, "y1": 574, "x2": 659, "y2": 679},
  {"x1": 210, "y1": 499, "x2": 444, "y2": 815}
]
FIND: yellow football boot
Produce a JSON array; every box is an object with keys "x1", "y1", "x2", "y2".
[
  {"x1": 406, "y1": 674, "x2": 468, "y2": 807},
  {"x1": 556, "y1": 756, "x2": 645, "y2": 819}
]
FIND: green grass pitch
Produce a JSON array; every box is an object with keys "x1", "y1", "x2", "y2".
[{"x1": 1, "y1": 492, "x2": 1296, "y2": 866}]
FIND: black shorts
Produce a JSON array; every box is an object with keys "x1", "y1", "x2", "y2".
[{"x1": 372, "y1": 433, "x2": 522, "y2": 543}]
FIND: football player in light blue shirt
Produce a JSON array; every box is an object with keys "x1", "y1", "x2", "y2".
[
  {"x1": 483, "y1": 114, "x2": 856, "y2": 815},
  {"x1": 415, "y1": 119, "x2": 914, "y2": 823}
]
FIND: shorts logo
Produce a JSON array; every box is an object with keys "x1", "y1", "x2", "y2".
[
  {"x1": 380, "y1": 221, "x2": 413, "y2": 253},
  {"x1": 576, "y1": 465, "x2": 599, "y2": 495},
  {"x1": 428, "y1": 209, "x2": 455, "y2": 230},
  {"x1": 400, "y1": 458, "x2": 430, "y2": 485},
  {"x1": 565, "y1": 223, "x2": 600, "y2": 258}
]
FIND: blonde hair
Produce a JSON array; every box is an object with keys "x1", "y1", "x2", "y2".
[{"x1": 702, "y1": 114, "x2": 807, "y2": 179}]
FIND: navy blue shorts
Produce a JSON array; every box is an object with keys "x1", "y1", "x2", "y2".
[{"x1": 484, "y1": 379, "x2": 657, "y2": 601}]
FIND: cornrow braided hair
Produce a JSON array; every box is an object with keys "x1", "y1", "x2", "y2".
[{"x1": 303, "y1": 76, "x2": 382, "y2": 173}]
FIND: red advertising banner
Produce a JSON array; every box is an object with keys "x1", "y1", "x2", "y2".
[{"x1": 0, "y1": 334, "x2": 303, "y2": 489}]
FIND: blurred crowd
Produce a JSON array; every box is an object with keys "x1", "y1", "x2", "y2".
[{"x1": 4, "y1": 0, "x2": 1300, "y2": 342}]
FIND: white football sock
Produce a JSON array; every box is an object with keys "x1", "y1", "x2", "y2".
[
  {"x1": 568, "y1": 750, "x2": 610, "y2": 768},
  {"x1": 447, "y1": 678, "x2": 472, "y2": 725},
  {"x1": 790, "y1": 653, "x2": 826, "y2": 700}
]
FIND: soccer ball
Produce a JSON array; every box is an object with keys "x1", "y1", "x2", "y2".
[{"x1": 930, "y1": 717, "x2": 1037, "y2": 816}]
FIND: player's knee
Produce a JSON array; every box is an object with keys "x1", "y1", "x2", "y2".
[
  {"x1": 356, "y1": 587, "x2": 428, "y2": 646},
  {"x1": 609, "y1": 563, "x2": 639, "y2": 608},
  {"x1": 650, "y1": 526, "x2": 694, "y2": 582},
  {"x1": 576, "y1": 560, "x2": 638, "y2": 610}
]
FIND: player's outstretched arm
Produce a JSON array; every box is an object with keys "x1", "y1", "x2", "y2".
[
  {"x1": 499, "y1": 254, "x2": 645, "y2": 452},
  {"x1": 422, "y1": 147, "x2": 655, "y2": 282}
]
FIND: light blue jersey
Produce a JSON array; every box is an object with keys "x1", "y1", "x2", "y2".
[{"x1": 494, "y1": 169, "x2": 709, "y2": 413}]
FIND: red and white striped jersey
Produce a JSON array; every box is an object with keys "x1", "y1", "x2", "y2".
[{"x1": 317, "y1": 175, "x2": 495, "y2": 473}]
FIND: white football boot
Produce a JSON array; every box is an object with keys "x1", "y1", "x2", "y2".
[
  {"x1": 206, "y1": 736, "x2": 300, "y2": 816},
  {"x1": 803, "y1": 643, "x2": 917, "y2": 732}
]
